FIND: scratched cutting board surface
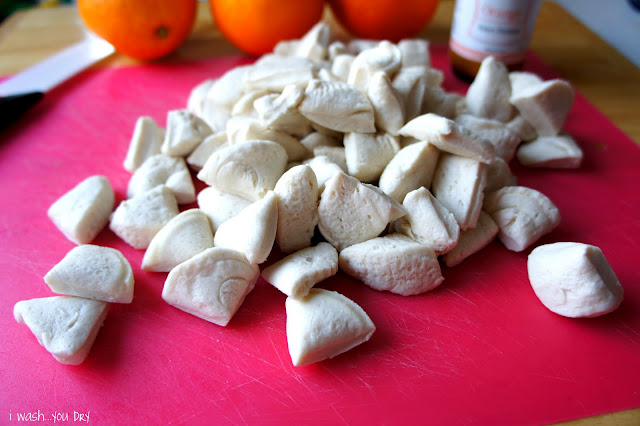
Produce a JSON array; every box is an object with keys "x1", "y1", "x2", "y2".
[{"x1": 1, "y1": 46, "x2": 639, "y2": 425}]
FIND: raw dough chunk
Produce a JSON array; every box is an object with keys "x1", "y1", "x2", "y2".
[
  {"x1": 285, "y1": 288, "x2": 375, "y2": 366},
  {"x1": 367, "y1": 70, "x2": 405, "y2": 135},
  {"x1": 48, "y1": 175, "x2": 115, "y2": 245},
  {"x1": 274, "y1": 165, "x2": 319, "y2": 253},
  {"x1": 442, "y1": 211, "x2": 498, "y2": 267},
  {"x1": 455, "y1": 114, "x2": 521, "y2": 162},
  {"x1": 392, "y1": 67, "x2": 428, "y2": 122},
  {"x1": 302, "y1": 155, "x2": 344, "y2": 193},
  {"x1": 186, "y1": 131, "x2": 228, "y2": 172},
  {"x1": 162, "y1": 247, "x2": 259, "y2": 326},
  {"x1": 331, "y1": 53, "x2": 355, "y2": 81},
  {"x1": 231, "y1": 88, "x2": 272, "y2": 118},
  {"x1": 516, "y1": 133, "x2": 583, "y2": 168},
  {"x1": 197, "y1": 140, "x2": 287, "y2": 202},
  {"x1": 213, "y1": 191, "x2": 278, "y2": 264},
  {"x1": 244, "y1": 55, "x2": 316, "y2": 91},
  {"x1": 510, "y1": 79, "x2": 574, "y2": 137},
  {"x1": 300, "y1": 132, "x2": 342, "y2": 151},
  {"x1": 398, "y1": 39, "x2": 430, "y2": 68},
  {"x1": 262, "y1": 243, "x2": 338, "y2": 298},
  {"x1": 422, "y1": 86, "x2": 465, "y2": 119},
  {"x1": 432, "y1": 154, "x2": 487, "y2": 230},
  {"x1": 344, "y1": 132, "x2": 400, "y2": 183},
  {"x1": 162, "y1": 109, "x2": 212, "y2": 157},
  {"x1": 465, "y1": 56, "x2": 513, "y2": 122},
  {"x1": 206, "y1": 65, "x2": 250, "y2": 110},
  {"x1": 298, "y1": 79, "x2": 376, "y2": 133},
  {"x1": 394, "y1": 187, "x2": 460, "y2": 255},
  {"x1": 528, "y1": 242, "x2": 623, "y2": 318},
  {"x1": 197, "y1": 186, "x2": 252, "y2": 232},
  {"x1": 313, "y1": 146, "x2": 347, "y2": 172},
  {"x1": 378, "y1": 141, "x2": 440, "y2": 203},
  {"x1": 509, "y1": 71, "x2": 543, "y2": 100},
  {"x1": 399, "y1": 113, "x2": 495, "y2": 163},
  {"x1": 45, "y1": 245, "x2": 134, "y2": 303},
  {"x1": 123, "y1": 116, "x2": 164, "y2": 172},
  {"x1": 348, "y1": 41, "x2": 402, "y2": 90},
  {"x1": 142, "y1": 209, "x2": 214, "y2": 272},
  {"x1": 14, "y1": 296, "x2": 108, "y2": 365},
  {"x1": 484, "y1": 157, "x2": 517, "y2": 193},
  {"x1": 127, "y1": 154, "x2": 196, "y2": 204},
  {"x1": 226, "y1": 117, "x2": 309, "y2": 161},
  {"x1": 254, "y1": 84, "x2": 312, "y2": 137},
  {"x1": 110, "y1": 185, "x2": 179, "y2": 250},
  {"x1": 187, "y1": 79, "x2": 215, "y2": 116},
  {"x1": 339, "y1": 233, "x2": 444, "y2": 296},
  {"x1": 484, "y1": 186, "x2": 561, "y2": 252},
  {"x1": 318, "y1": 172, "x2": 406, "y2": 251}
]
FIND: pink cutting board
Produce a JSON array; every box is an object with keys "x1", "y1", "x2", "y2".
[{"x1": 1, "y1": 46, "x2": 639, "y2": 425}]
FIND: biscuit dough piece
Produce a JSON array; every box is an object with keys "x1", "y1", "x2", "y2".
[
  {"x1": 213, "y1": 191, "x2": 278, "y2": 264},
  {"x1": 206, "y1": 65, "x2": 251, "y2": 110},
  {"x1": 262, "y1": 243, "x2": 338, "y2": 298},
  {"x1": 484, "y1": 157, "x2": 517, "y2": 193},
  {"x1": 127, "y1": 154, "x2": 196, "y2": 204},
  {"x1": 110, "y1": 185, "x2": 179, "y2": 250},
  {"x1": 432, "y1": 154, "x2": 487, "y2": 230},
  {"x1": 123, "y1": 116, "x2": 165, "y2": 172},
  {"x1": 510, "y1": 79, "x2": 574, "y2": 137},
  {"x1": 344, "y1": 132, "x2": 400, "y2": 183},
  {"x1": 313, "y1": 146, "x2": 347, "y2": 171},
  {"x1": 244, "y1": 55, "x2": 316, "y2": 91},
  {"x1": 162, "y1": 247, "x2": 259, "y2": 326},
  {"x1": 274, "y1": 165, "x2": 319, "y2": 253},
  {"x1": 422, "y1": 86, "x2": 466, "y2": 119},
  {"x1": 378, "y1": 141, "x2": 440, "y2": 203},
  {"x1": 226, "y1": 117, "x2": 309, "y2": 161},
  {"x1": 299, "y1": 79, "x2": 376, "y2": 133},
  {"x1": 162, "y1": 109, "x2": 212, "y2": 157},
  {"x1": 348, "y1": 41, "x2": 402, "y2": 90},
  {"x1": 399, "y1": 113, "x2": 495, "y2": 163},
  {"x1": 197, "y1": 186, "x2": 252, "y2": 232},
  {"x1": 442, "y1": 211, "x2": 498, "y2": 267},
  {"x1": 394, "y1": 187, "x2": 460, "y2": 255},
  {"x1": 391, "y1": 66, "x2": 428, "y2": 122},
  {"x1": 231, "y1": 89, "x2": 272, "y2": 118},
  {"x1": 300, "y1": 132, "x2": 342, "y2": 151},
  {"x1": 187, "y1": 79, "x2": 215, "y2": 116},
  {"x1": 484, "y1": 186, "x2": 561, "y2": 252},
  {"x1": 528, "y1": 242, "x2": 623, "y2": 318},
  {"x1": 285, "y1": 288, "x2": 375, "y2": 366},
  {"x1": 509, "y1": 71, "x2": 543, "y2": 100},
  {"x1": 14, "y1": 296, "x2": 108, "y2": 365},
  {"x1": 142, "y1": 209, "x2": 214, "y2": 272},
  {"x1": 45, "y1": 245, "x2": 134, "y2": 304},
  {"x1": 197, "y1": 140, "x2": 287, "y2": 202},
  {"x1": 199, "y1": 100, "x2": 231, "y2": 133},
  {"x1": 302, "y1": 155, "x2": 344, "y2": 193},
  {"x1": 367, "y1": 70, "x2": 405, "y2": 135},
  {"x1": 516, "y1": 133, "x2": 583, "y2": 168},
  {"x1": 318, "y1": 172, "x2": 406, "y2": 251},
  {"x1": 339, "y1": 233, "x2": 444, "y2": 296},
  {"x1": 506, "y1": 113, "x2": 538, "y2": 142},
  {"x1": 186, "y1": 131, "x2": 229, "y2": 172},
  {"x1": 398, "y1": 39, "x2": 430, "y2": 68},
  {"x1": 253, "y1": 85, "x2": 312, "y2": 137},
  {"x1": 465, "y1": 56, "x2": 513, "y2": 122},
  {"x1": 48, "y1": 175, "x2": 115, "y2": 245},
  {"x1": 455, "y1": 114, "x2": 521, "y2": 162},
  {"x1": 331, "y1": 54, "x2": 355, "y2": 81}
]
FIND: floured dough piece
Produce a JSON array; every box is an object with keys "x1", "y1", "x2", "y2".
[
  {"x1": 511, "y1": 79, "x2": 574, "y2": 137},
  {"x1": 300, "y1": 132, "x2": 341, "y2": 151},
  {"x1": 274, "y1": 165, "x2": 319, "y2": 253},
  {"x1": 528, "y1": 242, "x2": 623, "y2": 318},
  {"x1": 484, "y1": 186, "x2": 561, "y2": 252},
  {"x1": 142, "y1": 209, "x2": 214, "y2": 272},
  {"x1": 509, "y1": 71, "x2": 543, "y2": 99},
  {"x1": 162, "y1": 247, "x2": 259, "y2": 326},
  {"x1": 313, "y1": 146, "x2": 346, "y2": 171},
  {"x1": 226, "y1": 117, "x2": 309, "y2": 161},
  {"x1": 123, "y1": 116, "x2": 164, "y2": 172},
  {"x1": 455, "y1": 114, "x2": 521, "y2": 162},
  {"x1": 422, "y1": 86, "x2": 466, "y2": 119},
  {"x1": 484, "y1": 157, "x2": 517, "y2": 193},
  {"x1": 516, "y1": 133, "x2": 583, "y2": 168},
  {"x1": 344, "y1": 132, "x2": 400, "y2": 183},
  {"x1": 186, "y1": 131, "x2": 228, "y2": 172},
  {"x1": 348, "y1": 41, "x2": 402, "y2": 90},
  {"x1": 506, "y1": 113, "x2": 538, "y2": 142},
  {"x1": 442, "y1": 211, "x2": 498, "y2": 267},
  {"x1": 368, "y1": 70, "x2": 405, "y2": 135},
  {"x1": 199, "y1": 100, "x2": 231, "y2": 133},
  {"x1": 339, "y1": 233, "x2": 444, "y2": 296},
  {"x1": 465, "y1": 56, "x2": 513, "y2": 122},
  {"x1": 162, "y1": 109, "x2": 212, "y2": 157},
  {"x1": 244, "y1": 55, "x2": 316, "y2": 91},
  {"x1": 187, "y1": 79, "x2": 215, "y2": 116},
  {"x1": 14, "y1": 296, "x2": 108, "y2": 365},
  {"x1": 48, "y1": 175, "x2": 115, "y2": 245},
  {"x1": 197, "y1": 140, "x2": 287, "y2": 202},
  {"x1": 302, "y1": 155, "x2": 344, "y2": 193},
  {"x1": 299, "y1": 79, "x2": 376, "y2": 133},
  {"x1": 398, "y1": 39, "x2": 430, "y2": 68},
  {"x1": 331, "y1": 54, "x2": 355, "y2": 81},
  {"x1": 262, "y1": 243, "x2": 338, "y2": 298},
  {"x1": 392, "y1": 66, "x2": 428, "y2": 122},
  {"x1": 254, "y1": 85, "x2": 312, "y2": 137},
  {"x1": 432, "y1": 153, "x2": 487, "y2": 230},
  {"x1": 206, "y1": 65, "x2": 251, "y2": 110},
  {"x1": 318, "y1": 172, "x2": 406, "y2": 251},
  {"x1": 399, "y1": 113, "x2": 495, "y2": 163},
  {"x1": 110, "y1": 185, "x2": 179, "y2": 250},
  {"x1": 197, "y1": 186, "x2": 252, "y2": 232},
  {"x1": 378, "y1": 141, "x2": 440, "y2": 203},
  {"x1": 127, "y1": 154, "x2": 195, "y2": 204},
  {"x1": 231, "y1": 89, "x2": 272, "y2": 118},
  {"x1": 213, "y1": 191, "x2": 278, "y2": 264},
  {"x1": 44, "y1": 245, "x2": 134, "y2": 303},
  {"x1": 394, "y1": 187, "x2": 459, "y2": 255},
  {"x1": 285, "y1": 288, "x2": 375, "y2": 366}
]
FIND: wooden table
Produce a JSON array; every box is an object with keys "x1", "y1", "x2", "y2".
[{"x1": 0, "y1": 1, "x2": 638, "y2": 424}]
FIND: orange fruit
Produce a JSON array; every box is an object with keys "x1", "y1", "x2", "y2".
[
  {"x1": 327, "y1": 0, "x2": 440, "y2": 42},
  {"x1": 209, "y1": 0, "x2": 325, "y2": 56},
  {"x1": 77, "y1": 0, "x2": 197, "y2": 61}
]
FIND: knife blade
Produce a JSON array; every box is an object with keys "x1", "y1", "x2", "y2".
[{"x1": 0, "y1": 34, "x2": 115, "y2": 131}]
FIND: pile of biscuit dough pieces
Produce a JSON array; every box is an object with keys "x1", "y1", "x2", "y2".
[{"x1": 15, "y1": 22, "x2": 624, "y2": 367}]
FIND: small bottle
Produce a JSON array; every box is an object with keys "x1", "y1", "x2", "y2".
[{"x1": 449, "y1": 0, "x2": 542, "y2": 80}]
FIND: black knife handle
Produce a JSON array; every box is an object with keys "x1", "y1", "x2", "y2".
[{"x1": 0, "y1": 91, "x2": 44, "y2": 132}]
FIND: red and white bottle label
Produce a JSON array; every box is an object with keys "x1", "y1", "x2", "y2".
[{"x1": 450, "y1": 0, "x2": 541, "y2": 64}]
